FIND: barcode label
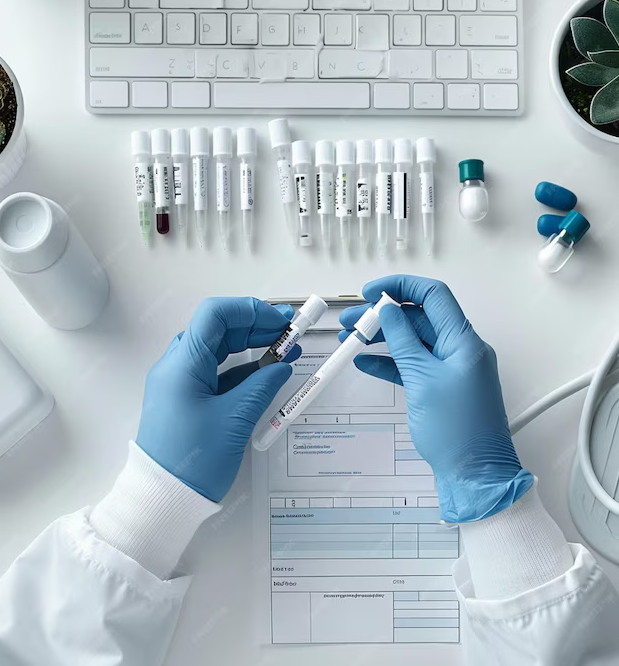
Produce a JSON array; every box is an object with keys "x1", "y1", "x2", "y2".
[
  {"x1": 316, "y1": 172, "x2": 335, "y2": 215},
  {"x1": 357, "y1": 178, "x2": 370, "y2": 218},
  {"x1": 376, "y1": 172, "x2": 392, "y2": 215},
  {"x1": 173, "y1": 162, "x2": 189, "y2": 205},
  {"x1": 295, "y1": 174, "x2": 310, "y2": 217}
]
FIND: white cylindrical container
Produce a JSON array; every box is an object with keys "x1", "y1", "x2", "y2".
[
  {"x1": 0, "y1": 193, "x2": 109, "y2": 330},
  {"x1": 0, "y1": 57, "x2": 27, "y2": 189}
]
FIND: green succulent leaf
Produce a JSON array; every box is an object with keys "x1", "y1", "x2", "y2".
[
  {"x1": 589, "y1": 49, "x2": 619, "y2": 67},
  {"x1": 571, "y1": 17, "x2": 618, "y2": 59},
  {"x1": 604, "y1": 0, "x2": 619, "y2": 45},
  {"x1": 590, "y1": 74, "x2": 619, "y2": 124},
  {"x1": 567, "y1": 61, "x2": 619, "y2": 86}
]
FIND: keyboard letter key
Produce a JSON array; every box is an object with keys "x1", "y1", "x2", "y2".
[
  {"x1": 447, "y1": 83, "x2": 480, "y2": 109},
  {"x1": 393, "y1": 15, "x2": 421, "y2": 46},
  {"x1": 319, "y1": 50, "x2": 386, "y2": 78},
  {"x1": 356, "y1": 15, "x2": 390, "y2": 51},
  {"x1": 460, "y1": 16, "x2": 517, "y2": 46},
  {"x1": 387, "y1": 50, "x2": 432, "y2": 79}
]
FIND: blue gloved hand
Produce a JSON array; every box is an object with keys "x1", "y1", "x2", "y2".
[
  {"x1": 339, "y1": 275, "x2": 533, "y2": 523},
  {"x1": 136, "y1": 297, "x2": 299, "y2": 503}
]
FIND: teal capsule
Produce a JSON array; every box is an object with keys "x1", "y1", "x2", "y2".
[
  {"x1": 537, "y1": 214, "x2": 565, "y2": 237},
  {"x1": 535, "y1": 182, "x2": 578, "y2": 211}
]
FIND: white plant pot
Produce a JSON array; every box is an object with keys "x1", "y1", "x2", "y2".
[
  {"x1": 550, "y1": 0, "x2": 619, "y2": 152},
  {"x1": 0, "y1": 56, "x2": 26, "y2": 189}
]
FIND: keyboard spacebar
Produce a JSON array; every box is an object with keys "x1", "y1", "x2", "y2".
[{"x1": 214, "y1": 82, "x2": 370, "y2": 109}]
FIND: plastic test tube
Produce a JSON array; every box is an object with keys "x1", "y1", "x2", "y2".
[
  {"x1": 417, "y1": 138, "x2": 436, "y2": 257},
  {"x1": 253, "y1": 292, "x2": 400, "y2": 452},
  {"x1": 171, "y1": 128, "x2": 190, "y2": 239},
  {"x1": 291, "y1": 140, "x2": 314, "y2": 247},
  {"x1": 393, "y1": 138, "x2": 413, "y2": 252},
  {"x1": 356, "y1": 140, "x2": 373, "y2": 253},
  {"x1": 190, "y1": 127, "x2": 209, "y2": 248},
  {"x1": 336, "y1": 140, "x2": 355, "y2": 253},
  {"x1": 237, "y1": 127, "x2": 257, "y2": 249},
  {"x1": 213, "y1": 127, "x2": 232, "y2": 250},
  {"x1": 315, "y1": 140, "x2": 336, "y2": 250},
  {"x1": 151, "y1": 129, "x2": 172, "y2": 235},
  {"x1": 131, "y1": 130, "x2": 154, "y2": 246},
  {"x1": 268, "y1": 118, "x2": 298, "y2": 246},
  {"x1": 259, "y1": 294, "x2": 328, "y2": 368},
  {"x1": 375, "y1": 139, "x2": 393, "y2": 257}
]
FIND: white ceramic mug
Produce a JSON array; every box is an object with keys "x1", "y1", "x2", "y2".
[{"x1": 0, "y1": 56, "x2": 26, "y2": 189}]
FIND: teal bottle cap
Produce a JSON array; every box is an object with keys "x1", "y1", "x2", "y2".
[
  {"x1": 559, "y1": 210, "x2": 590, "y2": 244},
  {"x1": 459, "y1": 159, "x2": 485, "y2": 183}
]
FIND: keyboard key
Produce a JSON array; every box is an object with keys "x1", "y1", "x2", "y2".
[
  {"x1": 460, "y1": 16, "x2": 517, "y2": 46},
  {"x1": 314, "y1": 0, "x2": 370, "y2": 9},
  {"x1": 231, "y1": 13, "x2": 258, "y2": 44},
  {"x1": 471, "y1": 49, "x2": 517, "y2": 79},
  {"x1": 132, "y1": 81, "x2": 168, "y2": 107},
  {"x1": 324, "y1": 14, "x2": 353, "y2": 45},
  {"x1": 90, "y1": 48, "x2": 195, "y2": 77},
  {"x1": 319, "y1": 50, "x2": 386, "y2": 78},
  {"x1": 426, "y1": 15, "x2": 456, "y2": 46},
  {"x1": 436, "y1": 49, "x2": 467, "y2": 78},
  {"x1": 294, "y1": 14, "x2": 321, "y2": 45},
  {"x1": 262, "y1": 14, "x2": 289, "y2": 46},
  {"x1": 197, "y1": 49, "x2": 252, "y2": 77},
  {"x1": 483, "y1": 83, "x2": 518, "y2": 109},
  {"x1": 254, "y1": 50, "x2": 314, "y2": 78},
  {"x1": 214, "y1": 82, "x2": 370, "y2": 108},
  {"x1": 414, "y1": 0, "x2": 442, "y2": 8},
  {"x1": 162, "y1": 0, "x2": 247, "y2": 6},
  {"x1": 196, "y1": 49, "x2": 314, "y2": 78},
  {"x1": 254, "y1": 0, "x2": 308, "y2": 6},
  {"x1": 387, "y1": 49, "x2": 432, "y2": 78},
  {"x1": 413, "y1": 82, "x2": 444, "y2": 109},
  {"x1": 393, "y1": 15, "x2": 421, "y2": 46},
  {"x1": 135, "y1": 13, "x2": 163, "y2": 44},
  {"x1": 90, "y1": 13, "x2": 130, "y2": 44},
  {"x1": 200, "y1": 14, "x2": 227, "y2": 44},
  {"x1": 375, "y1": 0, "x2": 409, "y2": 9},
  {"x1": 129, "y1": 0, "x2": 158, "y2": 6},
  {"x1": 90, "y1": 81, "x2": 129, "y2": 107},
  {"x1": 480, "y1": 0, "x2": 516, "y2": 10},
  {"x1": 374, "y1": 82, "x2": 410, "y2": 109},
  {"x1": 447, "y1": 82, "x2": 479, "y2": 109},
  {"x1": 167, "y1": 13, "x2": 196, "y2": 44},
  {"x1": 356, "y1": 15, "x2": 389, "y2": 50},
  {"x1": 448, "y1": 0, "x2": 476, "y2": 9},
  {"x1": 172, "y1": 81, "x2": 211, "y2": 107},
  {"x1": 91, "y1": 0, "x2": 124, "y2": 7}
]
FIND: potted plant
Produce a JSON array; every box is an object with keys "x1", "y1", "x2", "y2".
[
  {"x1": 0, "y1": 56, "x2": 26, "y2": 189},
  {"x1": 551, "y1": 0, "x2": 619, "y2": 151}
]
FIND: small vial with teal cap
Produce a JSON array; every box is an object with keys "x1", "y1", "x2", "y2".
[
  {"x1": 459, "y1": 159, "x2": 488, "y2": 222},
  {"x1": 538, "y1": 210, "x2": 590, "y2": 273}
]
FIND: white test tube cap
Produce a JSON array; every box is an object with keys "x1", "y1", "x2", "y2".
[
  {"x1": 237, "y1": 127, "x2": 257, "y2": 157},
  {"x1": 354, "y1": 292, "x2": 400, "y2": 341},
  {"x1": 151, "y1": 128, "x2": 171, "y2": 156},
  {"x1": 375, "y1": 139, "x2": 393, "y2": 165},
  {"x1": 131, "y1": 130, "x2": 151, "y2": 156},
  {"x1": 292, "y1": 140, "x2": 312, "y2": 167},
  {"x1": 171, "y1": 128, "x2": 190, "y2": 156},
  {"x1": 268, "y1": 118, "x2": 291, "y2": 149},
  {"x1": 315, "y1": 140, "x2": 335, "y2": 167},
  {"x1": 356, "y1": 140, "x2": 373, "y2": 165},
  {"x1": 416, "y1": 138, "x2": 436, "y2": 164},
  {"x1": 213, "y1": 127, "x2": 233, "y2": 157},
  {"x1": 336, "y1": 140, "x2": 355, "y2": 166},
  {"x1": 190, "y1": 127, "x2": 209, "y2": 157},
  {"x1": 299, "y1": 294, "x2": 329, "y2": 324},
  {"x1": 394, "y1": 138, "x2": 413, "y2": 165}
]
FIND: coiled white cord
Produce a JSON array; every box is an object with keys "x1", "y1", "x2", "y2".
[{"x1": 509, "y1": 338, "x2": 619, "y2": 515}]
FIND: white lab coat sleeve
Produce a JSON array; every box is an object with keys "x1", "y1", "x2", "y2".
[
  {"x1": 455, "y1": 485, "x2": 619, "y2": 665},
  {"x1": 0, "y1": 442, "x2": 221, "y2": 666}
]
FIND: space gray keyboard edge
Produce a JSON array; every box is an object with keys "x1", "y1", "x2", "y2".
[{"x1": 85, "y1": 0, "x2": 524, "y2": 116}]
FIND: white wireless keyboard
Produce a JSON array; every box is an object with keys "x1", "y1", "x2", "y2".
[{"x1": 86, "y1": 0, "x2": 523, "y2": 116}]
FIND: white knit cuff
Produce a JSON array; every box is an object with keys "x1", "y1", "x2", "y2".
[
  {"x1": 89, "y1": 442, "x2": 221, "y2": 580},
  {"x1": 459, "y1": 482, "x2": 574, "y2": 600}
]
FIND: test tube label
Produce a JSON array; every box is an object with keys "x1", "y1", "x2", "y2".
[
  {"x1": 173, "y1": 162, "x2": 189, "y2": 205},
  {"x1": 420, "y1": 172, "x2": 435, "y2": 213},
  {"x1": 217, "y1": 162, "x2": 230, "y2": 213},
  {"x1": 241, "y1": 164, "x2": 254, "y2": 211},
  {"x1": 357, "y1": 178, "x2": 370, "y2": 218},
  {"x1": 295, "y1": 174, "x2": 310, "y2": 217},
  {"x1": 277, "y1": 158, "x2": 296, "y2": 204},
  {"x1": 193, "y1": 157, "x2": 208, "y2": 211},
  {"x1": 316, "y1": 172, "x2": 335, "y2": 215},
  {"x1": 336, "y1": 171, "x2": 353, "y2": 218},
  {"x1": 393, "y1": 172, "x2": 410, "y2": 221},
  {"x1": 135, "y1": 163, "x2": 154, "y2": 203},
  {"x1": 376, "y1": 172, "x2": 393, "y2": 215},
  {"x1": 154, "y1": 164, "x2": 171, "y2": 207}
]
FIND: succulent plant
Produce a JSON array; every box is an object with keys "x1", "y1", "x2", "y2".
[{"x1": 567, "y1": 0, "x2": 619, "y2": 125}]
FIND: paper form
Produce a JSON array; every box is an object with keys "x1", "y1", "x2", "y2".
[{"x1": 252, "y1": 328, "x2": 460, "y2": 646}]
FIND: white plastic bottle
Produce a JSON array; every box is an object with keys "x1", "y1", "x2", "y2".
[
  {"x1": 171, "y1": 128, "x2": 190, "y2": 239},
  {"x1": 417, "y1": 138, "x2": 436, "y2": 257},
  {"x1": 315, "y1": 140, "x2": 336, "y2": 250},
  {"x1": 237, "y1": 127, "x2": 257, "y2": 249},
  {"x1": 0, "y1": 193, "x2": 109, "y2": 330},
  {"x1": 291, "y1": 140, "x2": 314, "y2": 248},
  {"x1": 458, "y1": 159, "x2": 489, "y2": 222},
  {"x1": 375, "y1": 139, "x2": 393, "y2": 258},
  {"x1": 268, "y1": 118, "x2": 298, "y2": 246},
  {"x1": 393, "y1": 138, "x2": 413, "y2": 251},
  {"x1": 336, "y1": 140, "x2": 355, "y2": 253},
  {"x1": 356, "y1": 140, "x2": 373, "y2": 253},
  {"x1": 190, "y1": 127, "x2": 209, "y2": 248}
]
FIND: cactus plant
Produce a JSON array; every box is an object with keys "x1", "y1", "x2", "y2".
[{"x1": 567, "y1": 0, "x2": 619, "y2": 125}]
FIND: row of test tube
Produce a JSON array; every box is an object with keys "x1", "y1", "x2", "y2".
[
  {"x1": 268, "y1": 118, "x2": 437, "y2": 257},
  {"x1": 132, "y1": 126, "x2": 257, "y2": 249}
]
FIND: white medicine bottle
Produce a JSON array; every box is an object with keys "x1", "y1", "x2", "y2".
[
  {"x1": 0, "y1": 193, "x2": 109, "y2": 330},
  {"x1": 459, "y1": 159, "x2": 488, "y2": 222}
]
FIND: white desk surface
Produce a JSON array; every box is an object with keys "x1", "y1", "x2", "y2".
[{"x1": 2, "y1": 0, "x2": 619, "y2": 663}]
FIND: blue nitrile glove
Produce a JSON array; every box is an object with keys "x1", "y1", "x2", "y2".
[
  {"x1": 339, "y1": 275, "x2": 533, "y2": 523},
  {"x1": 136, "y1": 297, "x2": 299, "y2": 503}
]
